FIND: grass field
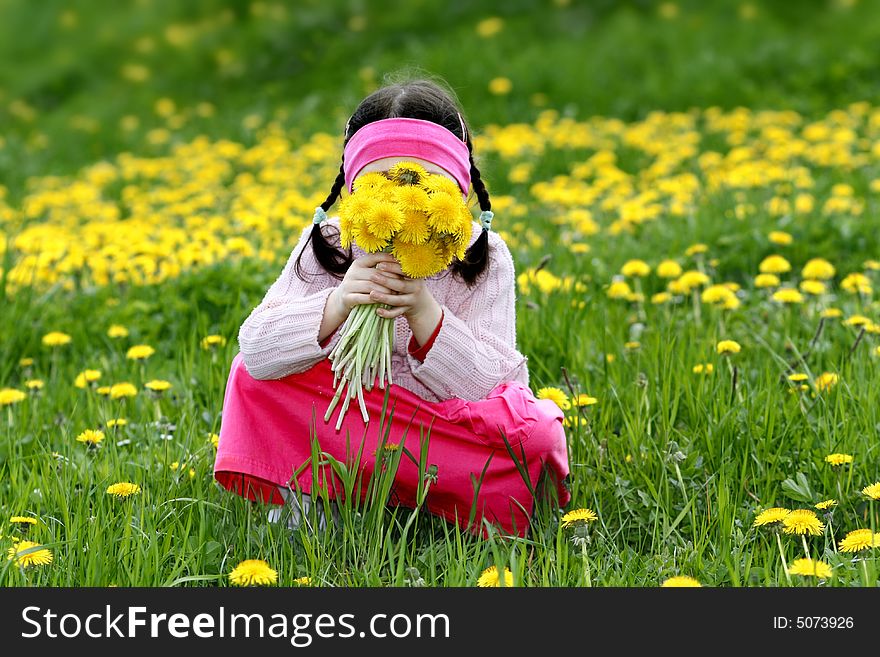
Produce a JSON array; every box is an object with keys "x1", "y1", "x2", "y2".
[{"x1": 2, "y1": 0, "x2": 880, "y2": 586}]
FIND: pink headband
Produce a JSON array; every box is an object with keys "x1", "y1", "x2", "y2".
[{"x1": 343, "y1": 117, "x2": 471, "y2": 196}]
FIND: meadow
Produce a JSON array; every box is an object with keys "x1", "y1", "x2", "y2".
[{"x1": 2, "y1": 0, "x2": 880, "y2": 586}]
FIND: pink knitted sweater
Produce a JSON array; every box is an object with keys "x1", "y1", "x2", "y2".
[{"x1": 237, "y1": 216, "x2": 530, "y2": 403}]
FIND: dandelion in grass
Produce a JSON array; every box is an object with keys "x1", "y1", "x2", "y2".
[
  {"x1": 145, "y1": 379, "x2": 172, "y2": 393},
  {"x1": 838, "y1": 529, "x2": 876, "y2": 553},
  {"x1": 7, "y1": 541, "x2": 53, "y2": 568},
  {"x1": 210, "y1": 433, "x2": 220, "y2": 448},
  {"x1": 0, "y1": 388, "x2": 27, "y2": 406},
  {"x1": 787, "y1": 558, "x2": 832, "y2": 579},
  {"x1": 477, "y1": 565, "x2": 514, "y2": 587},
  {"x1": 106, "y1": 418, "x2": 127, "y2": 428},
  {"x1": 571, "y1": 394, "x2": 598, "y2": 407},
  {"x1": 755, "y1": 273, "x2": 780, "y2": 288},
  {"x1": 802, "y1": 258, "x2": 836, "y2": 280},
  {"x1": 815, "y1": 499, "x2": 837, "y2": 511},
  {"x1": 107, "y1": 325, "x2": 129, "y2": 339},
  {"x1": 561, "y1": 508, "x2": 598, "y2": 529},
  {"x1": 753, "y1": 508, "x2": 790, "y2": 529},
  {"x1": 76, "y1": 429, "x2": 104, "y2": 447},
  {"x1": 229, "y1": 559, "x2": 278, "y2": 587},
  {"x1": 126, "y1": 345, "x2": 155, "y2": 360},
  {"x1": 716, "y1": 339, "x2": 741, "y2": 355},
  {"x1": 74, "y1": 369, "x2": 101, "y2": 388},
  {"x1": 536, "y1": 387, "x2": 571, "y2": 410},
  {"x1": 106, "y1": 482, "x2": 141, "y2": 498},
  {"x1": 768, "y1": 231, "x2": 793, "y2": 245},
  {"x1": 200, "y1": 335, "x2": 227, "y2": 350},
  {"x1": 759, "y1": 255, "x2": 791, "y2": 274},
  {"x1": 624, "y1": 341, "x2": 641, "y2": 350},
  {"x1": 782, "y1": 509, "x2": 824, "y2": 536},
  {"x1": 862, "y1": 482, "x2": 880, "y2": 500},
  {"x1": 10, "y1": 516, "x2": 38, "y2": 529},
  {"x1": 685, "y1": 243, "x2": 708, "y2": 256},
  {"x1": 651, "y1": 292, "x2": 671, "y2": 304},
  {"x1": 843, "y1": 314, "x2": 872, "y2": 327},
  {"x1": 772, "y1": 288, "x2": 804, "y2": 304},
  {"x1": 25, "y1": 380, "x2": 43, "y2": 391},
  {"x1": 96, "y1": 386, "x2": 111, "y2": 396},
  {"x1": 109, "y1": 383, "x2": 138, "y2": 399},
  {"x1": 814, "y1": 372, "x2": 838, "y2": 393},
  {"x1": 661, "y1": 576, "x2": 701, "y2": 587},
  {"x1": 293, "y1": 577, "x2": 312, "y2": 586},
  {"x1": 19, "y1": 357, "x2": 34, "y2": 368},
  {"x1": 42, "y1": 331, "x2": 72, "y2": 347},
  {"x1": 788, "y1": 373, "x2": 808, "y2": 383},
  {"x1": 621, "y1": 259, "x2": 650, "y2": 277},
  {"x1": 820, "y1": 308, "x2": 842, "y2": 319},
  {"x1": 824, "y1": 453, "x2": 853, "y2": 467},
  {"x1": 607, "y1": 280, "x2": 632, "y2": 299},
  {"x1": 657, "y1": 260, "x2": 682, "y2": 278},
  {"x1": 800, "y1": 280, "x2": 826, "y2": 295}
]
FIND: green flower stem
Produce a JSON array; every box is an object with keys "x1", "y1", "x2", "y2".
[{"x1": 776, "y1": 531, "x2": 792, "y2": 586}]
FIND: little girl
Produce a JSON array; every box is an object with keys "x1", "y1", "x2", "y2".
[{"x1": 213, "y1": 78, "x2": 571, "y2": 537}]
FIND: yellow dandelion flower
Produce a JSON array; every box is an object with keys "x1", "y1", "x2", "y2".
[
  {"x1": 755, "y1": 273, "x2": 780, "y2": 288},
  {"x1": 651, "y1": 292, "x2": 671, "y2": 304},
  {"x1": 7, "y1": 541, "x2": 53, "y2": 568},
  {"x1": 716, "y1": 339, "x2": 741, "y2": 355},
  {"x1": 624, "y1": 341, "x2": 641, "y2": 350},
  {"x1": 661, "y1": 576, "x2": 701, "y2": 587},
  {"x1": 799, "y1": 280, "x2": 826, "y2": 295},
  {"x1": 0, "y1": 388, "x2": 27, "y2": 406},
  {"x1": 96, "y1": 386, "x2": 111, "y2": 396},
  {"x1": 396, "y1": 210, "x2": 432, "y2": 245},
  {"x1": 536, "y1": 387, "x2": 571, "y2": 410},
  {"x1": 107, "y1": 325, "x2": 129, "y2": 338},
  {"x1": 24, "y1": 379, "x2": 43, "y2": 390},
  {"x1": 366, "y1": 199, "x2": 405, "y2": 240},
  {"x1": 352, "y1": 223, "x2": 389, "y2": 253},
  {"x1": 106, "y1": 418, "x2": 127, "y2": 428},
  {"x1": 476, "y1": 16, "x2": 504, "y2": 37},
  {"x1": 772, "y1": 288, "x2": 804, "y2": 304},
  {"x1": 814, "y1": 372, "x2": 838, "y2": 392},
  {"x1": 864, "y1": 259, "x2": 880, "y2": 271},
  {"x1": 392, "y1": 184, "x2": 430, "y2": 212},
  {"x1": 106, "y1": 482, "x2": 141, "y2": 498},
  {"x1": 352, "y1": 171, "x2": 393, "y2": 192},
  {"x1": 843, "y1": 314, "x2": 872, "y2": 327},
  {"x1": 42, "y1": 331, "x2": 72, "y2": 347},
  {"x1": 862, "y1": 482, "x2": 880, "y2": 500},
  {"x1": 293, "y1": 576, "x2": 312, "y2": 586},
  {"x1": 685, "y1": 243, "x2": 708, "y2": 256},
  {"x1": 426, "y1": 192, "x2": 464, "y2": 235},
  {"x1": 677, "y1": 270, "x2": 710, "y2": 292},
  {"x1": 10, "y1": 516, "x2": 38, "y2": 526},
  {"x1": 210, "y1": 433, "x2": 220, "y2": 448},
  {"x1": 820, "y1": 307, "x2": 842, "y2": 318},
  {"x1": 752, "y1": 507, "x2": 790, "y2": 528},
  {"x1": 621, "y1": 259, "x2": 650, "y2": 277},
  {"x1": 656, "y1": 260, "x2": 682, "y2": 278},
  {"x1": 701, "y1": 285, "x2": 736, "y2": 305},
  {"x1": 200, "y1": 335, "x2": 227, "y2": 350},
  {"x1": 692, "y1": 363, "x2": 714, "y2": 374},
  {"x1": 392, "y1": 240, "x2": 445, "y2": 278},
  {"x1": 144, "y1": 379, "x2": 172, "y2": 392},
  {"x1": 787, "y1": 373, "x2": 809, "y2": 382},
  {"x1": 19, "y1": 357, "x2": 34, "y2": 367},
  {"x1": 229, "y1": 559, "x2": 278, "y2": 587},
  {"x1": 421, "y1": 174, "x2": 462, "y2": 198},
  {"x1": 841, "y1": 272, "x2": 871, "y2": 294},
  {"x1": 607, "y1": 280, "x2": 632, "y2": 299},
  {"x1": 782, "y1": 509, "x2": 824, "y2": 536},
  {"x1": 769, "y1": 231, "x2": 793, "y2": 245},
  {"x1": 109, "y1": 382, "x2": 138, "y2": 399},
  {"x1": 387, "y1": 161, "x2": 428, "y2": 185},
  {"x1": 759, "y1": 255, "x2": 791, "y2": 274},
  {"x1": 787, "y1": 558, "x2": 832, "y2": 579},
  {"x1": 76, "y1": 429, "x2": 105, "y2": 446},
  {"x1": 74, "y1": 369, "x2": 102, "y2": 388},
  {"x1": 571, "y1": 394, "x2": 598, "y2": 407},
  {"x1": 488, "y1": 77, "x2": 512, "y2": 96},
  {"x1": 477, "y1": 565, "x2": 514, "y2": 587},
  {"x1": 824, "y1": 453, "x2": 853, "y2": 467},
  {"x1": 802, "y1": 258, "x2": 835, "y2": 280},
  {"x1": 338, "y1": 193, "x2": 375, "y2": 248},
  {"x1": 815, "y1": 499, "x2": 837, "y2": 511},
  {"x1": 560, "y1": 508, "x2": 598, "y2": 528},
  {"x1": 126, "y1": 345, "x2": 155, "y2": 360},
  {"x1": 838, "y1": 528, "x2": 875, "y2": 553}
]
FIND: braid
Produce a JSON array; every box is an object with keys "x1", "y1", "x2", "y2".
[
  {"x1": 294, "y1": 159, "x2": 353, "y2": 282},
  {"x1": 452, "y1": 149, "x2": 491, "y2": 287}
]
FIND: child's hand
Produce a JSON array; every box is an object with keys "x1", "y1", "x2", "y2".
[
  {"x1": 370, "y1": 258, "x2": 436, "y2": 321},
  {"x1": 333, "y1": 252, "x2": 401, "y2": 316}
]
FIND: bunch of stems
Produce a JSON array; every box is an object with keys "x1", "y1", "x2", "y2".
[{"x1": 324, "y1": 302, "x2": 395, "y2": 430}]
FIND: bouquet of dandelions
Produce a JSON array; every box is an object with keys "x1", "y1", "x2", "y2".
[{"x1": 324, "y1": 161, "x2": 473, "y2": 430}]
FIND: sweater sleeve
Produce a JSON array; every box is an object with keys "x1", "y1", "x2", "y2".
[
  {"x1": 404, "y1": 233, "x2": 529, "y2": 401},
  {"x1": 237, "y1": 224, "x2": 343, "y2": 380}
]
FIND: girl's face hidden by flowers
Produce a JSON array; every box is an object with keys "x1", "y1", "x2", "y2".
[{"x1": 354, "y1": 156, "x2": 456, "y2": 185}]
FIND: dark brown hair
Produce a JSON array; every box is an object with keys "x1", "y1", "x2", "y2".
[{"x1": 294, "y1": 75, "x2": 492, "y2": 289}]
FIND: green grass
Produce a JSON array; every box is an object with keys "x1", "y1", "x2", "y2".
[{"x1": 2, "y1": 0, "x2": 880, "y2": 586}]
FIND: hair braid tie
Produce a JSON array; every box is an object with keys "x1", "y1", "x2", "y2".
[{"x1": 479, "y1": 210, "x2": 493, "y2": 232}]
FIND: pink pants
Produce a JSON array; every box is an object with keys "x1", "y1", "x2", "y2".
[{"x1": 213, "y1": 353, "x2": 571, "y2": 537}]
